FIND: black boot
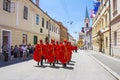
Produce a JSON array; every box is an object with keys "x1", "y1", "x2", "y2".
[
  {"x1": 63, "y1": 64, "x2": 66, "y2": 67},
  {"x1": 53, "y1": 63, "x2": 55, "y2": 66},
  {"x1": 50, "y1": 63, "x2": 51, "y2": 66},
  {"x1": 41, "y1": 58, "x2": 43, "y2": 66},
  {"x1": 41, "y1": 61, "x2": 43, "y2": 66},
  {"x1": 37, "y1": 62, "x2": 39, "y2": 66}
]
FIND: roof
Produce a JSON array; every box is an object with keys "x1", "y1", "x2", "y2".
[{"x1": 85, "y1": 7, "x2": 89, "y2": 19}]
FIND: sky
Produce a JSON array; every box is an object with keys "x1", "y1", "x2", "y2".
[{"x1": 34, "y1": 0, "x2": 94, "y2": 40}]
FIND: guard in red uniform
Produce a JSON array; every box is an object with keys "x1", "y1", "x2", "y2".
[
  {"x1": 33, "y1": 39, "x2": 45, "y2": 66},
  {"x1": 59, "y1": 40, "x2": 69, "y2": 67},
  {"x1": 44, "y1": 40, "x2": 50, "y2": 63},
  {"x1": 59, "y1": 41, "x2": 64, "y2": 64},
  {"x1": 55, "y1": 41, "x2": 60, "y2": 63},
  {"x1": 47, "y1": 39, "x2": 56, "y2": 66},
  {"x1": 67, "y1": 42, "x2": 73, "y2": 62}
]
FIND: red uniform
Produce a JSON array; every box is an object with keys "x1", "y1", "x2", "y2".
[
  {"x1": 44, "y1": 42, "x2": 50, "y2": 62},
  {"x1": 33, "y1": 40, "x2": 45, "y2": 62},
  {"x1": 47, "y1": 40, "x2": 56, "y2": 63},
  {"x1": 55, "y1": 41, "x2": 60, "y2": 61},
  {"x1": 67, "y1": 42, "x2": 73, "y2": 61},
  {"x1": 59, "y1": 40, "x2": 69, "y2": 64}
]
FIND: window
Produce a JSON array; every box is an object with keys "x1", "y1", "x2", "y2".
[
  {"x1": 3, "y1": 0, "x2": 11, "y2": 12},
  {"x1": 113, "y1": 0, "x2": 117, "y2": 16},
  {"x1": 105, "y1": 14, "x2": 107, "y2": 27},
  {"x1": 86, "y1": 23, "x2": 88, "y2": 27},
  {"x1": 54, "y1": 26, "x2": 55, "y2": 32},
  {"x1": 106, "y1": 37, "x2": 108, "y2": 48},
  {"x1": 34, "y1": 36, "x2": 38, "y2": 44},
  {"x1": 42, "y1": 18, "x2": 44, "y2": 27},
  {"x1": 113, "y1": 0, "x2": 117, "y2": 12},
  {"x1": 23, "y1": 6, "x2": 28, "y2": 20},
  {"x1": 46, "y1": 21, "x2": 48, "y2": 29},
  {"x1": 52, "y1": 25, "x2": 53, "y2": 32},
  {"x1": 40, "y1": 28, "x2": 43, "y2": 33},
  {"x1": 49, "y1": 23, "x2": 51, "y2": 31},
  {"x1": 56, "y1": 28, "x2": 58, "y2": 33},
  {"x1": 36, "y1": 14, "x2": 39, "y2": 25},
  {"x1": 57, "y1": 29, "x2": 60, "y2": 34},
  {"x1": 114, "y1": 31, "x2": 117, "y2": 46}
]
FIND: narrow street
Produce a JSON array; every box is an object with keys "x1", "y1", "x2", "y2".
[{"x1": 0, "y1": 50, "x2": 117, "y2": 80}]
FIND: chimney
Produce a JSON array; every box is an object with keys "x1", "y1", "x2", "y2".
[{"x1": 36, "y1": 0, "x2": 39, "y2": 7}]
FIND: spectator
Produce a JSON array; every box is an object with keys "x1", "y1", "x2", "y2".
[
  {"x1": 19, "y1": 45, "x2": 23, "y2": 58},
  {"x1": 21, "y1": 45, "x2": 27, "y2": 60},
  {"x1": 11, "y1": 45, "x2": 14, "y2": 60},
  {"x1": 2, "y1": 43, "x2": 8, "y2": 62},
  {"x1": 13, "y1": 45, "x2": 19, "y2": 58},
  {"x1": 28, "y1": 43, "x2": 32, "y2": 57}
]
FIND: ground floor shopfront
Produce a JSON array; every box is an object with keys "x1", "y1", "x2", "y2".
[{"x1": 0, "y1": 25, "x2": 59, "y2": 57}]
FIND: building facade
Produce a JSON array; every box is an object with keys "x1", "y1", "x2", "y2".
[
  {"x1": 92, "y1": 0, "x2": 110, "y2": 55},
  {"x1": 68, "y1": 33, "x2": 75, "y2": 45},
  {"x1": 110, "y1": 0, "x2": 120, "y2": 57},
  {"x1": 56, "y1": 22, "x2": 68, "y2": 42},
  {"x1": 0, "y1": 0, "x2": 60, "y2": 56}
]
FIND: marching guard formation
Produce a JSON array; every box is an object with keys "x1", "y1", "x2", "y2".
[{"x1": 33, "y1": 39, "x2": 77, "y2": 67}]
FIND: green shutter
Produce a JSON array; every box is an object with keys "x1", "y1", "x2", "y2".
[{"x1": 34, "y1": 36, "x2": 38, "y2": 44}]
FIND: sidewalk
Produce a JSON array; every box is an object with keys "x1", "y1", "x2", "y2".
[
  {"x1": 0, "y1": 57, "x2": 32, "y2": 68},
  {"x1": 89, "y1": 50, "x2": 120, "y2": 80}
]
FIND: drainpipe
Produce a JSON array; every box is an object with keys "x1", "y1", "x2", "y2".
[
  {"x1": 109, "y1": 0, "x2": 111, "y2": 56},
  {"x1": 48, "y1": 20, "x2": 51, "y2": 43}
]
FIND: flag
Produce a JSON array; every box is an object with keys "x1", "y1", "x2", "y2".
[
  {"x1": 93, "y1": 1, "x2": 100, "y2": 14},
  {"x1": 90, "y1": 9, "x2": 96, "y2": 18}
]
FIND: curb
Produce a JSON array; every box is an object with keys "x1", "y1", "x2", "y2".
[{"x1": 90, "y1": 55, "x2": 120, "y2": 80}]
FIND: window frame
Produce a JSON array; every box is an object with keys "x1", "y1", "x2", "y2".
[
  {"x1": 42, "y1": 18, "x2": 44, "y2": 27},
  {"x1": 3, "y1": 0, "x2": 11, "y2": 12},
  {"x1": 36, "y1": 14, "x2": 39, "y2": 25},
  {"x1": 40, "y1": 28, "x2": 43, "y2": 33},
  {"x1": 114, "y1": 31, "x2": 117, "y2": 46},
  {"x1": 46, "y1": 21, "x2": 48, "y2": 29},
  {"x1": 113, "y1": 0, "x2": 117, "y2": 12},
  {"x1": 34, "y1": 36, "x2": 38, "y2": 45},
  {"x1": 23, "y1": 6, "x2": 28, "y2": 20}
]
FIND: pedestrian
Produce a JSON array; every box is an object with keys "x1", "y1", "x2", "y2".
[
  {"x1": 28, "y1": 43, "x2": 32, "y2": 57},
  {"x1": 11, "y1": 45, "x2": 14, "y2": 60},
  {"x1": 2, "y1": 43, "x2": 8, "y2": 62},
  {"x1": 13, "y1": 45, "x2": 19, "y2": 58},
  {"x1": 21, "y1": 45, "x2": 27, "y2": 60},
  {"x1": 19, "y1": 45, "x2": 23, "y2": 58}
]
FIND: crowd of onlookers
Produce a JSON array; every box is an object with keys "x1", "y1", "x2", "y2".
[{"x1": 0, "y1": 43, "x2": 35, "y2": 62}]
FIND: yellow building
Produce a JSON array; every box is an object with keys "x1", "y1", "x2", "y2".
[
  {"x1": 68, "y1": 33, "x2": 75, "y2": 45},
  {"x1": 110, "y1": 0, "x2": 120, "y2": 57},
  {"x1": 0, "y1": 0, "x2": 60, "y2": 53},
  {"x1": 55, "y1": 21, "x2": 68, "y2": 42},
  {"x1": 92, "y1": 0, "x2": 110, "y2": 55}
]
